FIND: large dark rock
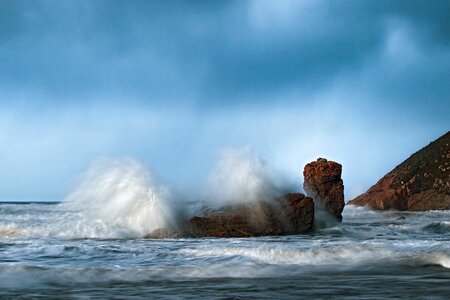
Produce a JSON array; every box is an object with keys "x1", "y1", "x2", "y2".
[
  {"x1": 349, "y1": 131, "x2": 450, "y2": 211},
  {"x1": 303, "y1": 158, "x2": 345, "y2": 221},
  {"x1": 182, "y1": 193, "x2": 314, "y2": 238}
]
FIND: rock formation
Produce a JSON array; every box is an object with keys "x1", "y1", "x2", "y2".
[
  {"x1": 181, "y1": 193, "x2": 314, "y2": 238},
  {"x1": 303, "y1": 158, "x2": 345, "y2": 221},
  {"x1": 349, "y1": 131, "x2": 450, "y2": 211},
  {"x1": 145, "y1": 158, "x2": 348, "y2": 238},
  {"x1": 145, "y1": 194, "x2": 314, "y2": 238}
]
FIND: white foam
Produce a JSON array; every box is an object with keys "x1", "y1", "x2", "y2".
[
  {"x1": 61, "y1": 158, "x2": 174, "y2": 238},
  {"x1": 431, "y1": 253, "x2": 450, "y2": 268},
  {"x1": 0, "y1": 225, "x2": 21, "y2": 237},
  {"x1": 180, "y1": 244, "x2": 393, "y2": 266}
]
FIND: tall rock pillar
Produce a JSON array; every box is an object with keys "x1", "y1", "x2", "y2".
[{"x1": 303, "y1": 158, "x2": 345, "y2": 221}]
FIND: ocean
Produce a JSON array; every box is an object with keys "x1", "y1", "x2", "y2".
[{"x1": 0, "y1": 202, "x2": 449, "y2": 299}]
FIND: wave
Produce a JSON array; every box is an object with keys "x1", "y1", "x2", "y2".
[
  {"x1": 422, "y1": 222, "x2": 450, "y2": 234},
  {"x1": 1, "y1": 150, "x2": 286, "y2": 239},
  {"x1": 59, "y1": 158, "x2": 175, "y2": 238},
  {"x1": 0, "y1": 239, "x2": 448, "y2": 286},
  {"x1": 179, "y1": 244, "x2": 394, "y2": 266},
  {"x1": 179, "y1": 243, "x2": 450, "y2": 271},
  {"x1": 432, "y1": 253, "x2": 450, "y2": 268}
]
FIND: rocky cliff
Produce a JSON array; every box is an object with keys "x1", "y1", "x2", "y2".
[{"x1": 349, "y1": 131, "x2": 450, "y2": 211}]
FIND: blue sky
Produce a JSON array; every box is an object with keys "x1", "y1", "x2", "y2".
[{"x1": 0, "y1": 0, "x2": 449, "y2": 201}]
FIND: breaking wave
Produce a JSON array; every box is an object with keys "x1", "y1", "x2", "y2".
[
  {"x1": 180, "y1": 245, "x2": 450, "y2": 271},
  {"x1": 61, "y1": 158, "x2": 175, "y2": 238},
  {"x1": 0, "y1": 149, "x2": 286, "y2": 239},
  {"x1": 179, "y1": 244, "x2": 394, "y2": 266}
]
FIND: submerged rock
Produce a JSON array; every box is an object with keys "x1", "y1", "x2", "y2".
[
  {"x1": 182, "y1": 193, "x2": 314, "y2": 238},
  {"x1": 303, "y1": 158, "x2": 345, "y2": 221},
  {"x1": 348, "y1": 131, "x2": 450, "y2": 211}
]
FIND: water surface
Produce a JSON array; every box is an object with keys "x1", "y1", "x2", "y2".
[{"x1": 1, "y1": 203, "x2": 449, "y2": 299}]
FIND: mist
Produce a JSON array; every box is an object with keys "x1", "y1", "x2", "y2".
[{"x1": 203, "y1": 147, "x2": 281, "y2": 207}]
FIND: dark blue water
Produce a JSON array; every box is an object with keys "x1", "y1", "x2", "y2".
[{"x1": 1, "y1": 203, "x2": 449, "y2": 299}]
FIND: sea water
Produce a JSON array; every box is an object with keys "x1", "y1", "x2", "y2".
[{"x1": 0, "y1": 202, "x2": 449, "y2": 299}]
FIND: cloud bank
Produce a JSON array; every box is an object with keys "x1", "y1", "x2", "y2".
[{"x1": 0, "y1": 0, "x2": 449, "y2": 201}]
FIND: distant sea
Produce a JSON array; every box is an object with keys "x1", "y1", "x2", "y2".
[{"x1": 0, "y1": 202, "x2": 449, "y2": 299}]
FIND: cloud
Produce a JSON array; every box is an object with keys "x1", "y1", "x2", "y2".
[
  {"x1": 1, "y1": 0, "x2": 448, "y2": 105},
  {"x1": 0, "y1": 1, "x2": 448, "y2": 201}
]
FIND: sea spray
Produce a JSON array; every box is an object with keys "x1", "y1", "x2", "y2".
[
  {"x1": 204, "y1": 147, "x2": 281, "y2": 207},
  {"x1": 62, "y1": 158, "x2": 175, "y2": 237},
  {"x1": 18, "y1": 148, "x2": 286, "y2": 238}
]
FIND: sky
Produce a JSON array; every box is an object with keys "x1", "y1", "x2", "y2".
[{"x1": 0, "y1": 0, "x2": 449, "y2": 201}]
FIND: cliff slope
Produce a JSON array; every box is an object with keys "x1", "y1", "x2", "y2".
[{"x1": 349, "y1": 131, "x2": 450, "y2": 211}]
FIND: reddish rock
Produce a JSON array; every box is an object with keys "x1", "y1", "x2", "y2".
[
  {"x1": 303, "y1": 158, "x2": 345, "y2": 221},
  {"x1": 182, "y1": 193, "x2": 314, "y2": 238},
  {"x1": 349, "y1": 131, "x2": 450, "y2": 211},
  {"x1": 278, "y1": 193, "x2": 315, "y2": 234}
]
